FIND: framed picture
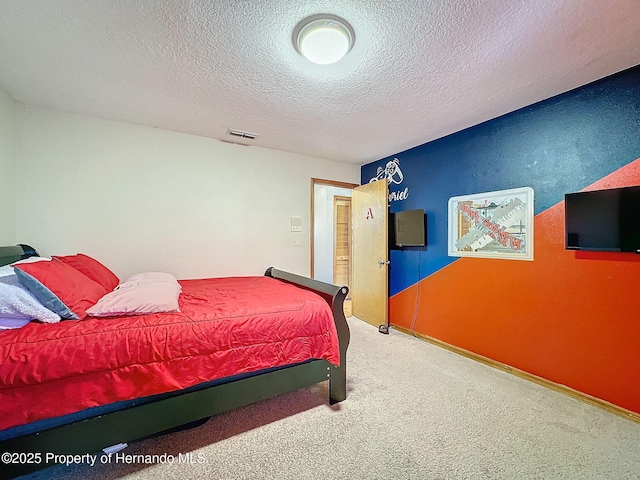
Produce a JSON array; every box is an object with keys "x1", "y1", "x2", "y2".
[{"x1": 448, "y1": 186, "x2": 534, "y2": 261}]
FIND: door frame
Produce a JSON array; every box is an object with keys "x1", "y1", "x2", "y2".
[{"x1": 310, "y1": 178, "x2": 359, "y2": 278}]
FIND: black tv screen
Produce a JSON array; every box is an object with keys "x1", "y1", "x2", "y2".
[
  {"x1": 393, "y1": 209, "x2": 426, "y2": 247},
  {"x1": 564, "y1": 185, "x2": 640, "y2": 253}
]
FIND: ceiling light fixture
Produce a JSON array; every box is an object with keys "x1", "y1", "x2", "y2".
[{"x1": 293, "y1": 14, "x2": 355, "y2": 65}]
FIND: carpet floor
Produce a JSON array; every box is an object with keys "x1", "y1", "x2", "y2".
[{"x1": 20, "y1": 317, "x2": 640, "y2": 479}]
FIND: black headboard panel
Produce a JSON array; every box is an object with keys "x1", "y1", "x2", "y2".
[{"x1": 0, "y1": 244, "x2": 39, "y2": 267}]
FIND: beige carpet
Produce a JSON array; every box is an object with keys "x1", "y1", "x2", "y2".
[{"x1": 20, "y1": 317, "x2": 640, "y2": 479}]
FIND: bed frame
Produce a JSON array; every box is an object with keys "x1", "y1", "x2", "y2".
[{"x1": 0, "y1": 245, "x2": 350, "y2": 479}]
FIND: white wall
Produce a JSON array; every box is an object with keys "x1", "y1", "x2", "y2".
[
  {"x1": 15, "y1": 105, "x2": 360, "y2": 279},
  {"x1": 0, "y1": 85, "x2": 16, "y2": 244}
]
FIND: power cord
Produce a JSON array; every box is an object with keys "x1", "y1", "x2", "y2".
[
  {"x1": 379, "y1": 248, "x2": 423, "y2": 336},
  {"x1": 409, "y1": 249, "x2": 422, "y2": 336}
]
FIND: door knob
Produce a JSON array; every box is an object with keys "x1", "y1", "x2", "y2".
[{"x1": 377, "y1": 260, "x2": 390, "y2": 266}]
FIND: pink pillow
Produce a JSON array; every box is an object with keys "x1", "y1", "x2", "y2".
[
  {"x1": 53, "y1": 254, "x2": 119, "y2": 291},
  {"x1": 120, "y1": 272, "x2": 178, "y2": 285},
  {"x1": 13, "y1": 259, "x2": 108, "y2": 319},
  {"x1": 86, "y1": 273, "x2": 181, "y2": 317}
]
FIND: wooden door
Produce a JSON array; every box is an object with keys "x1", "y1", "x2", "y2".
[
  {"x1": 351, "y1": 180, "x2": 388, "y2": 329},
  {"x1": 333, "y1": 196, "x2": 352, "y2": 317}
]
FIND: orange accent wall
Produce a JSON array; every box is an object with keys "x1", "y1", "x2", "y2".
[{"x1": 390, "y1": 158, "x2": 640, "y2": 414}]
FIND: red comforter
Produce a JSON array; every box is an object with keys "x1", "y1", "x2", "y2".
[{"x1": 0, "y1": 276, "x2": 340, "y2": 431}]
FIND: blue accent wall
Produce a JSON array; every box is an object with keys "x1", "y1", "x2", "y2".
[{"x1": 362, "y1": 65, "x2": 640, "y2": 296}]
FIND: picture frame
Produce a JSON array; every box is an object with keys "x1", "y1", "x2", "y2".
[{"x1": 448, "y1": 186, "x2": 534, "y2": 261}]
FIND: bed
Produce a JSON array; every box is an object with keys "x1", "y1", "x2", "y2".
[{"x1": 0, "y1": 244, "x2": 350, "y2": 479}]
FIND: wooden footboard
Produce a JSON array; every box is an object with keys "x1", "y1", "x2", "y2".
[{"x1": 265, "y1": 267, "x2": 351, "y2": 403}]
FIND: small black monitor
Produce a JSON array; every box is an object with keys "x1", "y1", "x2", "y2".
[
  {"x1": 564, "y1": 185, "x2": 640, "y2": 253},
  {"x1": 393, "y1": 209, "x2": 426, "y2": 247}
]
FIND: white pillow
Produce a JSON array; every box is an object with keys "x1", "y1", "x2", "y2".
[
  {"x1": 0, "y1": 256, "x2": 51, "y2": 278},
  {"x1": 0, "y1": 265, "x2": 14, "y2": 278},
  {"x1": 14, "y1": 256, "x2": 51, "y2": 264},
  {"x1": 86, "y1": 272, "x2": 181, "y2": 317}
]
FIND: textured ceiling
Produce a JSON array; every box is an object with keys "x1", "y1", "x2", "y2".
[{"x1": 1, "y1": 0, "x2": 639, "y2": 165}]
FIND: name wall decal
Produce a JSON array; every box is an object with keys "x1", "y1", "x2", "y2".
[{"x1": 369, "y1": 158, "x2": 409, "y2": 203}]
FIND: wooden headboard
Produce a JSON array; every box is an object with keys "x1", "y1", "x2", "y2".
[{"x1": 0, "y1": 244, "x2": 39, "y2": 267}]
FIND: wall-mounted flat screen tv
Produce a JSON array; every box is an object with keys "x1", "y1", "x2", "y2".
[
  {"x1": 564, "y1": 185, "x2": 640, "y2": 253},
  {"x1": 393, "y1": 209, "x2": 426, "y2": 247}
]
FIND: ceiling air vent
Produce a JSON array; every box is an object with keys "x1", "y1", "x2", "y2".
[{"x1": 226, "y1": 129, "x2": 259, "y2": 140}]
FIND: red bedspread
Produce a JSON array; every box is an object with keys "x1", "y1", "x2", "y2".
[{"x1": 0, "y1": 276, "x2": 340, "y2": 431}]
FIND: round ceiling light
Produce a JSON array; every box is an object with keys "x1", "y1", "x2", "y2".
[{"x1": 293, "y1": 14, "x2": 355, "y2": 65}]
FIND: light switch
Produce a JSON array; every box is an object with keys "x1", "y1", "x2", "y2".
[
  {"x1": 291, "y1": 216, "x2": 302, "y2": 232},
  {"x1": 292, "y1": 236, "x2": 301, "y2": 246}
]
